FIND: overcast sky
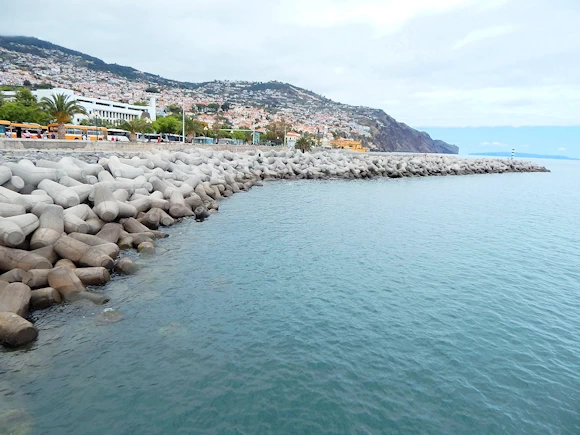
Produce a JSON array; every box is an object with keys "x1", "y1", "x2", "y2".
[{"x1": 3, "y1": 0, "x2": 580, "y2": 134}]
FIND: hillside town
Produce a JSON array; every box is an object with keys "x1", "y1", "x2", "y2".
[{"x1": 0, "y1": 46, "x2": 374, "y2": 145}]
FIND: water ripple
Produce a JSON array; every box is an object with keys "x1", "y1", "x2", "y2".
[{"x1": 1, "y1": 162, "x2": 579, "y2": 434}]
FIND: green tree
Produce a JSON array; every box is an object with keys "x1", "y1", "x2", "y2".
[
  {"x1": 152, "y1": 116, "x2": 181, "y2": 134},
  {"x1": 15, "y1": 88, "x2": 37, "y2": 107},
  {"x1": 0, "y1": 102, "x2": 29, "y2": 123},
  {"x1": 265, "y1": 121, "x2": 293, "y2": 143},
  {"x1": 88, "y1": 118, "x2": 119, "y2": 129},
  {"x1": 145, "y1": 87, "x2": 160, "y2": 93},
  {"x1": 166, "y1": 104, "x2": 182, "y2": 116},
  {"x1": 217, "y1": 129, "x2": 231, "y2": 139},
  {"x1": 0, "y1": 88, "x2": 50, "y2": 124},
  {"x1": 183, "y1": 116, "x2": 207, "y2": 142},
  {"x1": 0, "y1": 102, "x2": 50, "y2": 124},
  {"x1": 295, "y1": 136, "x2": 313, "y2": 153},
  {"x1": 119, "y1": 118, "x2": 152, "y2": 142},
  {"x1": 232, "y1": 130, "x2": 247, "y2": 142},
  {"x1": 34, "y1": 82, "x2": 53, "y2": 90},
  {"x1": 133, "y1": 101, "x2": 149, "y2": 106},
  {"x1": 39, "y1": 93, "x2": 87, "y2": 139}
]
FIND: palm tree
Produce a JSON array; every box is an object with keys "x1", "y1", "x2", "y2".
[
  {"x1": 119, "y1": 118, "x2": 151, "y2": 142},
  {"x1": 295, "y1": 136, "x2": 313, "y2": 153},
  {"x1": 40, "y1": 94, "x2": 87, "y2": 139}
]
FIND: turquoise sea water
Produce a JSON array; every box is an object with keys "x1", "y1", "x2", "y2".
[{"x1": 1, "y1": 159, "x2": 579, "y2": 434}]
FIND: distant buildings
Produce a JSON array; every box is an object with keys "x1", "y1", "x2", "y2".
[
  {"x1": 330, "y1": 139, "x2": 367, "y2": 152},
  {"x1": 1, "y1": 87, "x2": 157, "y2": 124},
  {"x1": 0, "y1": 45, "x2": 376, "y2": 146},
  {"x1": 285, "y1": 131, "x2": 301, "y2": 147},
  {"x1": 39, "y1": 88, "x2": 156, "y2": 124}
]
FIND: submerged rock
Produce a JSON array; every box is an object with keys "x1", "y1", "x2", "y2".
[
  {"x1": 0, "y1": 408, "x2": 34, "y2": 435},
  {"x1": 96, "y1": 308, "x2": 123, "y2": 324}
]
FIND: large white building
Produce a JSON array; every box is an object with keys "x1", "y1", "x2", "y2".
[{"x1": 3, "y1": 87, "x2": 157, "y2": 123}]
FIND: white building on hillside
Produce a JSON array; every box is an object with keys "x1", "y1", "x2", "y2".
[
  {"x1": 2, "y1": 87, "x2": 157, "y2": 124},
  {"x1": 285, "y1": 131, "x2": 301, "y2": 147}
]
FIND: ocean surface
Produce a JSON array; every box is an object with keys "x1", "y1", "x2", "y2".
[{"x1": 1, "y1": 159, "x2": 579, "y2": 434}]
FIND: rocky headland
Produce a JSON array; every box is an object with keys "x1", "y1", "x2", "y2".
[{"x1": 0, "y1": 147, "x2": 549, "y2": 348}]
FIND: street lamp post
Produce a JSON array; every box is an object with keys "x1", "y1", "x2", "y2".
[
  {"x1": 182, "y1": 103, "x2": 185, "y2": 144},
  {"x1": 94, "y1": 112, "x2": 99, "y2": 141}
]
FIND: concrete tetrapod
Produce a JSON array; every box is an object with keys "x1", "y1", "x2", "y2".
[
  {"x1": 0, "y1": 217, "x2": 26, "y2": 247},
  {"x1": 138, "y1": 208, "x2": 162, "y2": 229},
  {"x1": 128, "y1": 197, "x2": 152, "y2": 214},
  {"x1": 5, "y1": 162, "x2": 63, "y2": 186},
  {"x1": 92, "y1": 185, "x2": 119, "y2": 222},
  {"x1": 68, "y1": 233, "x2": 120, "y2": 259},
  {"x1": 116, "y1": 201, "x2": 138, "y2": 219},
  {"x1": 0, "y1": 312, "x2": 38, "y2": 347},
  {"x1": 0, "y1": 246, "x2": 53, "y2": 271},
  {"x1": 3, "y1": 175, "x2": 25, "y2": 192},
  {"x1": 157, "y1": 209, "x2": 175, "y2": 226},
  {"x1": 22, "y1": 269, "x2": 50, "y2": 289},
  {"x1": 131, "y1": 233, "x2": 155, "y2": 248},
  {"x1": 96, "y1": 223, "x2": 123, "y2": 244},
  {"x1": 30, "y1": 204, "x2": 64, "y2": 250},
  {"x1": 0, "y1": 166, "x2": 12, "y2": 186},
  {"x1": 48, "y1": 266, "x2": 110, "y2": 304},
  {"x1": 54, "y1": 235, "x2": 115, "y2": 269},
  {"x1": 0, "y1": 282, "x2": 32, "y2": 317},
  {"x1": 38, "y1": 179, "x2": 80, "y2": 208},
  {"x1": 123, "y1": 217, "x2": 154, "y2": 234},
  {"x1": 168, "y1": 191, "x2": 194, "y2": 218},
  {"x1": 139, "y1": 195, "x2": 169, "y2": 211},
  {"x1": 31, "y1": 245, "x2": 58, "y2": 265},
  {"x1": 73, "y1": 267, "x2": 111, "y2": 286},
  {"x1": 5, "y1": 213, "x2": 40, "y2": 239},
  {"x1": 30, "y1": 287, "x2": 62, "y2": 310},
  {"x1": 0, "y1": 203, "x2": 27, "y2": 218},
  {"x1": 55, "y1": 259, "x2": 76, "y2": 269},
  {"x1": 138, "y1": 241, "x2": 155, "y2": 254},
  {"x1": 63, "y1": 213, "x2": 90, "y2": 234},
  {"x1": 36, "y1": 160, "x2": 87, "y2": 182},
  {"x1": 114, "y1": 257, "x2": 138, "y2": 275},
  {"x1": 107, "y1": 156, "x2": 145, "y2": 179},
  {"x1": 0, "y1": 268, "x2": 27, "y2": 283},
  {"x1": 59, "y1": 157, "x2": 104, "y2": 176}
]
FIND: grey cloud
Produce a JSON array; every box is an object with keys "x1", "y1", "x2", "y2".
[{"x1": 3, "y1": 0, "x2": 580, "y2": 127}]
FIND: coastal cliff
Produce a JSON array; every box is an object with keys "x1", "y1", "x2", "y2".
[{"x1": 356, "y1": 109, "x2": 459, "y2": 154}]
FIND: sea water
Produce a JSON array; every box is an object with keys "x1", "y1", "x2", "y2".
[{"x1": 1, "y1": 159, "x2": 579, "y2": 434}]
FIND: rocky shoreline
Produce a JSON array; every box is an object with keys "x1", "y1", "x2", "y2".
[{"x1": 0, "y1": 148, "x2": 549, "y2": 348}]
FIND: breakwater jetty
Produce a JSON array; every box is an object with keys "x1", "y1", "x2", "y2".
[{"x1": 0, "y1": 147, "x2": 548, "y2": 348}]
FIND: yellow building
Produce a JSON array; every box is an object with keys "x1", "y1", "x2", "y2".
[{"x1": 330, "y1": 139, "x2": 368, "y2": 152}]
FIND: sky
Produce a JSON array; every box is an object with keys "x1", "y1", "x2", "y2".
[{"x1": 3, "y1": 0, "x2": 580, "y2": 156}]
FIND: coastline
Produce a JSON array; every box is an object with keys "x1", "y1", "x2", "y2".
[{"x1": 0, "y1": 145, "x2": 549, "y2": 349}]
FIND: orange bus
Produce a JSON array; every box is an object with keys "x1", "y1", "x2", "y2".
[
  {"x1": 47, "y1": 124, "x2": 108, "y2": 140},
  {"x1": 6, "y1": 122, "x2": 47, "y2": 139},
  {"x1": 0, "y1": 120, "x2": 10, "y2": 137}
]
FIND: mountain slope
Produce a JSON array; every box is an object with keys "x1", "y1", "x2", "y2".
[{"x1": 0, "y1": 36, "x2": 458, "y2": 154}]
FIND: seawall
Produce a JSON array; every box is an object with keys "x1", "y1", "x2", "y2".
[{"x1": 0, "y1": 139, "x2": 281, "y2": 153}]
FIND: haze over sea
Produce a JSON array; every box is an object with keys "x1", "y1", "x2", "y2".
[{"x1": 1, "y1": 158, "x2": 579, "y2": 434}]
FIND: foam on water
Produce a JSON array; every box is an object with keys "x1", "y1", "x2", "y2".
[{"x1": 1, "y1": 159, "x2": 579, "y2": 434}]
